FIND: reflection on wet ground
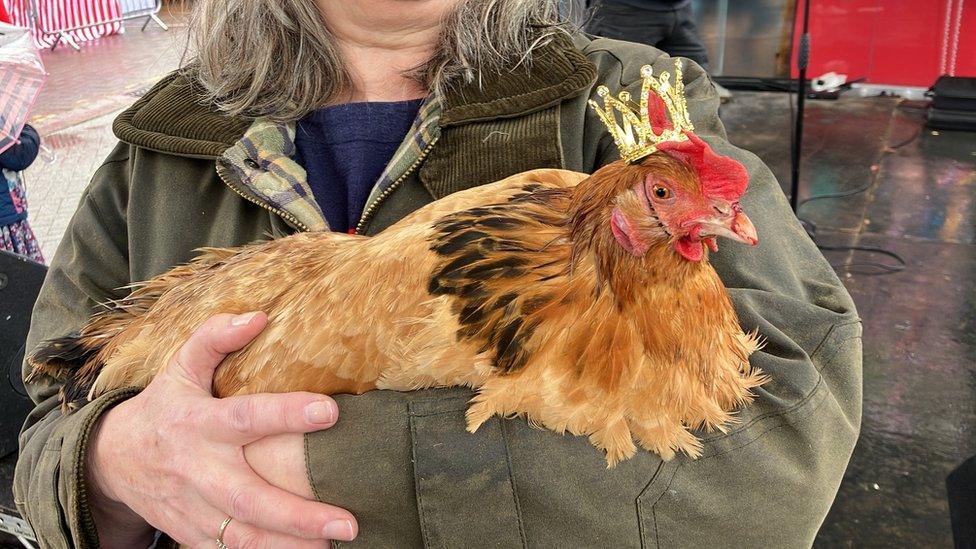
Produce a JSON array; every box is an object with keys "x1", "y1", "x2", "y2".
[{"x1": 724, "y1": 92, "x2": 976, "y2": 546}]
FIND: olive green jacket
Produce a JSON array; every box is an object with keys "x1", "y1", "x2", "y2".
[{"x1": 15, "y1": 34, "x2": 862, "y2": 548}]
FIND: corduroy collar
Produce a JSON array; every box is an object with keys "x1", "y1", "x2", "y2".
[{"x1": 112, "y1": 34, "x2": 596, "y2": 159}]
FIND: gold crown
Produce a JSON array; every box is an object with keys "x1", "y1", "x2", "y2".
[{"x1": 587, "y1": 60, "x2": 694, "y2": 164}]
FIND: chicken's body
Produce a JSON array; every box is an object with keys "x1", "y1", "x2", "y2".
[{"x1": 31, "y1": 165, "x2": 763, "y2": 465}]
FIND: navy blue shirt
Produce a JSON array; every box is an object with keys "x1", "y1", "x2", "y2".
[
  {"x1": 1, "y1": 124, "x2": 40, "y2": 226},
  {"x1": 294, "y1": 99, "x2": 423, "y2": 233}
]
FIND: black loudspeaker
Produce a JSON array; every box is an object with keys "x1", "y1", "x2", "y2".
[
  {"x1": 928, "y1": 76, "x2": 976, "y2": 132},
  {"x1": 947, "y1": 456, "x2": 976, "y2": 548},
  {"x1": 0, "y1": 250, "x2": 48, "y2": 457}
]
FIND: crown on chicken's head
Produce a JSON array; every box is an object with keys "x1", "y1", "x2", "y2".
[{"x1": 587, "y1": 60, "x2": 749, "y2": 201}]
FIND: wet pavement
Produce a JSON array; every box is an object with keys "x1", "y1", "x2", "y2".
[
  {"x1": 29, "y1": 4, "x2": 188, "y2": 134},
  {"x1": 20, "y1": 6, "x2": 188, "y2": 260},
  {"x1": 726, "y1": 92, "x2": 976, "y2": 546},
  {"x1": 2, "y1": 17, "x2": 975, "y2": 546}
]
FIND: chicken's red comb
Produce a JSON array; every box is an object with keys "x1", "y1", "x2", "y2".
[{"x1": 656, "y1": 132, "x2": 749, "y2": 202}]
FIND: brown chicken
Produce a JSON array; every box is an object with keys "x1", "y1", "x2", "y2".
[{"x1": 31, "y1": 64, "x2": 766, "y2": 465}]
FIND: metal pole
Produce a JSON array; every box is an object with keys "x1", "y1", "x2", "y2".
[{"x1": 790, "y1": 0, "x2": 812, "y2": 212}]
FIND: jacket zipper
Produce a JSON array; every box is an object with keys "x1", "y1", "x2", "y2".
[
  {"x1": 215, "y1": 162, "x2": 310, "y2": 232},
  {"x1": 354, "y1": 136, "x2": 440, "y2": 235}
]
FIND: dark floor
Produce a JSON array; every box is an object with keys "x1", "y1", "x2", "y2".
[
  {"x1": 1, "y1": 90, "x2": 973, "y2": 546},
  {"x1": 723, "y1": 91, "x2": 976, "y2": 547}
]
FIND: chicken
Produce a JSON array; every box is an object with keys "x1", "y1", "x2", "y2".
[{"x1": 30, "y1": 63, "x2": 766, "y2": 465}]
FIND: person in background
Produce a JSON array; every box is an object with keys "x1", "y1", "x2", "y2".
[
  {"x1": 585, "y1": 0, "x2": 731, "y2": 99},
  {"x1": 0, "y1": 124, "x2": 44, "y2": 263},
  {"x1": 587, "y1": 0, "x2": 709, "y2": 68}
]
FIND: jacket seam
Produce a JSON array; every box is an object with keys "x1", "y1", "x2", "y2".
[
  {"x1": 84, "y1": 156, "x2": 132, "y2": 222},
  {"x1": 697, "y1": 320, "x2": 859, "y2": 445},
  {"x1": 303, "y1": 434, "x2": 324, "y2": 503},
  {"x1": 409, "y1": 407, "x2": 467, "y2": 418},
  {"x1": 634, "y1": 460, "x2": 666, "y2": 549},
  {"x1": 699, "y1": 377, "x2": 826, "y2": 447},
  {"x1": 649, "y1": 465, "x2": 679, "y2": 549},
  {"x1": 695, "y1": 330, "x2": 861, "y2": 456},
  {"x1": 809, "y1": 318, "x2": 861, "y2": 360},
  {"x1": 499, "y1": 420, "x2": 528, "y2": 549},
  {"x1": 694, "y1": 367, "x2": 838, "y2": 463},
  {"x1": 554, "y1": 103, "x2": 566, "y2": 169},
  {"x1": 90, "y1": 157, "x2": 131, "y2": 172},
  {"x1": 813, "y1": 331, "x2": 862, "y2": 374},
  {"x1": 407, "y1": 394, "x2": 470, "y2": 416},
  {"x1": 586, "y1": 46, "x2": 639, "y2": 90},
  {"x1": 408, "y1": 415, "x2": 439, "y2": 549}
]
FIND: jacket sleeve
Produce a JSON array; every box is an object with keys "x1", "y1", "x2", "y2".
[
  {"x1": 0, "y1": 124, "x2": 41, "y2": 171},
  {"x1": 590, "y1": 52, "x2": 862, "y2": 545},
  {"x1": 14, "y1": 143, "x2": 140, "y2": 549}
]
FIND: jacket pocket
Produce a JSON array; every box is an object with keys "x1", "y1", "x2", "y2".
[
  {"x1": 20, "y1": 436, "x2": 73, "y2": 549},
  {"x1": 636, "y1": 322, "x2": 862, "y2": 548},
  {"x1": 408, "y1": 395, "x2": 526, "y2": 549}
]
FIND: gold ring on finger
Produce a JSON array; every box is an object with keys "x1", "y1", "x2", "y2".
[{"x1": 216, "y1": 516, "x2": 233, "y2": 548}]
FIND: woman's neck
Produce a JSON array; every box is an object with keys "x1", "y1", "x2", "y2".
[{"x1": 317, "y1": 0, "x2": 455, "y2": 103}]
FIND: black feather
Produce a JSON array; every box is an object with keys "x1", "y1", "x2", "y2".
[
  {"x1": 425, "y1": 190, "x2": 570, "y2": 375},
  {"x1": 29, "y1": 332, "x2": 106, "y2": 413}
]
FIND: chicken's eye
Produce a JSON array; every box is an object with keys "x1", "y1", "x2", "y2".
[{"x1": 652, "y1": 185, "x2": 672, "y2": 200}]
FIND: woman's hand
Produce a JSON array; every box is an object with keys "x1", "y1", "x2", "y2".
[{"x1": 86, "y1": 312, "x2": 358, "y2": 548}]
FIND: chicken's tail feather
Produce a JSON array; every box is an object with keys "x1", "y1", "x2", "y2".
[
  {"x1": 29, "y1": 246, "x2": 246, "y2": 412},
  {"x1": 27, "y1": 331, "x2": 108, "y2": 413}
]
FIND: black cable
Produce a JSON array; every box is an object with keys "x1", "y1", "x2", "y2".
[
  {"x1": 795, "y1": 104, "x2": 915, "y2": 276},
  {"x1": 886, "y1": 126, "x2": 922, "y2": 150},
  {"x1": 797, "y1": 183, "x2": 872, "y2": 209},
  {"x1": 6, "y1": 349, "x2": 29, "y2": 398},
  {"x1": 788, "y1": 79, "x2": 796, "y2": 173},
  {"x1": 820, "y1": 245, "x2": 907, "y2": 275},
  {"x1": 803, "y1": 219, "x2": 908, "y2": 275}
]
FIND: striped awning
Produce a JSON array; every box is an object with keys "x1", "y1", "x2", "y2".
[{"x1": 2, "y1": 0, "x2": 123, "y2": 49}]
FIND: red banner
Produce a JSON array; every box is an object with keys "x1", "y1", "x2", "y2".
[{"x1": 792, "y1": 0, "x2": 975, "y2": 87}]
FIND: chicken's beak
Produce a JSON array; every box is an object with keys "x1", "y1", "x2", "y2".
[{"x1": 695, "y1": 204, "x2": 758, "y2": 247}]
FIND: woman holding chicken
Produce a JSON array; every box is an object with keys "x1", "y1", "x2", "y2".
[{"x1": 16, "y1": 0, "x2": 862, "y2": 547}]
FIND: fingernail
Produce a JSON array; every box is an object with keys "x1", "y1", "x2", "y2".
[
  {"x1": 323, "y1": 519, "x2": 355, "y2": 541},
  {"x1": 304, "y1": 401, "x2": 336, "y2": 425},
  {"x1": 231, "y1": 312, "x2": 259, "y2": 326}
]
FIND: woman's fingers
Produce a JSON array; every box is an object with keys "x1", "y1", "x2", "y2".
[
  {"x1": 167, "y1": 311, "x2": 268, "y2": 392},
  {"x1": 213, "y1": 392, "x2": 338, "y2": 444},
  {"x1": 202, "y1": 468, "x2": 357, "y2": 541},
  {"x1": 219, "y1": 520, "x2": 332, "y2": 549},
  {"x1": 173, "y1": 495, "x2": 329, "y2": 549},
  {"x1": 86, "y1": 312, "x2": 358, "y2": 544},
  {"x1": 197, "y1": 509, "x2": 331, "y2": 549}
]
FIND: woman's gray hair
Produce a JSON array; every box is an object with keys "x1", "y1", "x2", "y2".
[{"x1": 186, "y1": 0, "x2": 582, "y2": 122}]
